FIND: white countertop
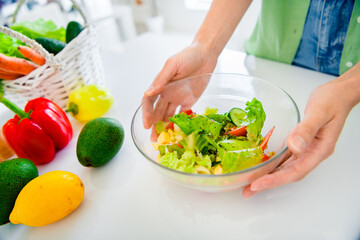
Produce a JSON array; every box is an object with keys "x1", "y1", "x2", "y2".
[{"x1": 1, "y1": 32, "x2": 360, "y2": 240}]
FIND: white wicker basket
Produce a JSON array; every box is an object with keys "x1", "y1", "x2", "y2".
[{"x1": 0, "y1": 0, "x2": 104, "y2": 109}]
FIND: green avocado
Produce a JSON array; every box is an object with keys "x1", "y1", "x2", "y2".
[
  {"x1": 35, "y1": 37, "x2": 66, "y2": 55},
  {"x1": 0, "y1": 158, "x2": 38, "y2": 225},
  {"x1": 66, "y1": 21, "x2": 84, "y2": 43},
  {"x1": 76, "y1": 117, "x2": 124, "y2": 167}
]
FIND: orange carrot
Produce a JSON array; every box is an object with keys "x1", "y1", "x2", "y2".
[
  {"x1": 18, "y1": 46, "x2": 46, "y2": 66},
  {"x1": 0, "y1": 72, "x2": 24, "y2": 80},
  {"x1": 0, "y1": 53, "x2": 38, "y2": 75}
]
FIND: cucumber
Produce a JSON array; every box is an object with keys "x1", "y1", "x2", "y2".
[
  {"x1": 35, "y1": 37, "x2": 66, "y2": 55},
  {"x1": 66, "y1": 21, "x2": 84, "y2": 43},
  {"x1": 228, "y1": 108, "x2": 247, "y2": 126}
]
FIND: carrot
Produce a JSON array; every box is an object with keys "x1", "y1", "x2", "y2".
[
  {"x1": 18, "y1": 46, "x2": 46, "y2": 66},
  {"x1": 0, "y1": 53, "x2": 38, "y2": 75},
  {"x1": 0, "y1": 72, "x2": 24, "y2": 80}
]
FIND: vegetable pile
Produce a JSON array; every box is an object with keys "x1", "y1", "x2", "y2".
[
  {"x1": 0, "y1": 17, "x2": 120, "y2": 228},
  {"x1": 153, "y1": 98, "x2": 275, "y2": 175},
  {"x1": 0, "y1": 18, "x2": 84, "y2": 80}
]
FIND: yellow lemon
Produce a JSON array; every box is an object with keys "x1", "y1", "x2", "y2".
[{"x1": 9, "y1": 170, "x2": 85, "y2": 227}]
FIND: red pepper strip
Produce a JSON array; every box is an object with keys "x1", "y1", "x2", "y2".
[
  {"x1": 166, "y1": 122, "x2": 174, "y2": 131},
  {"x1": 176, "y1": 142, "x2": 183, "y2": 148},
  {"x1": 262, "y1": 154, "x2": 270, "y2": 162},
  {"x1": 183, "y1": 109, "x2": 193, "y2": 115},
  {"x1": 260, "y1": 126, "x2": 275, "y2": 151},
  {"x1": 228, "y1": 126, "x2": 247, "y2": 136},
  {"x1": 0, "y1": 97, "x2": 72, "y2": 165}
]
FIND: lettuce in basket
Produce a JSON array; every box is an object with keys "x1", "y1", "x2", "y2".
[
  {"x1": 0, "y1": 33, "x2": 24, "y2": 58},
  {"x1": 11, "y1": 18, "x2": 66, "y2": 42}
]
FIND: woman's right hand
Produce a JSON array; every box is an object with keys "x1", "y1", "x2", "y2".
[{"x1": 142, "y1": 43, "x2": 218, "y2": 130}]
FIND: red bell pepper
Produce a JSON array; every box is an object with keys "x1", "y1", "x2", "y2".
[{"x1": 0, "y1": 97, "x2": 73, "y2": 165}]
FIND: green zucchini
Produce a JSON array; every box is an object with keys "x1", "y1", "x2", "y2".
[
  {"x1": 228, "y1": 108, "x2": 247, "y2": 127},
  {"x1": 35, "y1": 37, "x2": 66, "y2": 55},
  {"x1": 66, "y1": 21, "x2": 84, "y2": 43}
]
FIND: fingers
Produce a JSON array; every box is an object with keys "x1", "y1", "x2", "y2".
[
  {"x1": 243, "y1": 153, "x2": 316, "y2": 198},
  {"x1": 142, "y1": 96, "x2": 156, "y2": 129},
  {"x1": 153, "y1": 97, "x2": 170, "y2": 124},
  {"x1": 287, "y1": 109, "x2": 330, "y2": 156},
  {"x1": 144, "y1": 58, "x2": 177, "y2": 97},
  {"x1": 164, "y1": 103, "x2": 179, "y2": 121},
  {"x1": 243, "y1": 131, "x2": 334, "y2": 199},
  {"x1": 150, "y1": 125, "x2": 158, "y2": 142},
  {"x1": 180, "y1": 104, "x2": 193, "y2": 113}
]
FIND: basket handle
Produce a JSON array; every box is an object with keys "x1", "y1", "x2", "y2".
[
  {"x1": 11, "y1": 0, "x2": 89, "y2": 26},
  {"x1": 0, "y1": 26, "x2": 60, "y2": 67}
]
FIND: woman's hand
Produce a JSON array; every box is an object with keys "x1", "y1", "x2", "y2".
[
  {"x1": 243, "y1": 75, "x2": 359, "y2": 198},
  {"x1": 142, "y1": 43, "x2": 218, "y2": 130}
]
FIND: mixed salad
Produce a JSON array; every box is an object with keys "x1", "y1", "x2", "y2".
[{"x1": 153, "y1": 97, "x2": 275, "y2": 175}]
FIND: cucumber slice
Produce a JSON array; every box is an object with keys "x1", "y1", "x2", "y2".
[{"x1": 228, "y1": 108, "x2": 246, "y2": 126}]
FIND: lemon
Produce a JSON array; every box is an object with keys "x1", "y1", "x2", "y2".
[{"x1": 9, "y1": 170, "x2": 85, "y2": 227}]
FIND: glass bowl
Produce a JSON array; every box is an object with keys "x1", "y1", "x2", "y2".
[{"x1": 131, "y1": 73, "x2": 300, "y2": 192}]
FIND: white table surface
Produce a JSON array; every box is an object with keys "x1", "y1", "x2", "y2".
[{"x1": 1, "y1": 32, "x2": 360, "y2": 240}]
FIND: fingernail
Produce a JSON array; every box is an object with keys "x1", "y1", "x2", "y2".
[
  {"x1": 290, "y1": 135, "x2": 306, "y2": 153},
  {"x1": 243, "y1": 190, "x2": 255, "y2": 199}
]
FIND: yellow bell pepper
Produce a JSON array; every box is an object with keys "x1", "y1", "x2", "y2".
[{"x1": 66, "y1": 84, "x2": 114, "y2": 122}]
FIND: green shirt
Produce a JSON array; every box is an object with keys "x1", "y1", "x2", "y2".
[{"x1": 244, "y1": 0, "x2": 360, "y2": 75}]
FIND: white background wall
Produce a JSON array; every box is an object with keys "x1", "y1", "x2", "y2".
[
  {"x1": 0, "y1": 0, "x2": 261, "y2": 51},
  {"x1": 112, "y1": 0, "x2": 262, "y2": 51}
]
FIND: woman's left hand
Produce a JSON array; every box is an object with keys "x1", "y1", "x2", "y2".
[{"x1": 243, "y1": 74, "x2": 360, "y2": 198}]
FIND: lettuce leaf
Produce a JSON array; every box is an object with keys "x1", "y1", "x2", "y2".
[
  {"x1": 155, "y1": 121, "x2": 166, "y2": 134},
  {"x1": 0, "y1": 33, "x2": 24, "y2": 58},
  {"x1": 206, "y1": 113, "x2": 231, "y2": 125},
  {"x1": 159, "y1": 149, "x2": 213, "y2": 174},
  {"x1": 160, "y1": 151, "x2": 196, "y2": 173},
  {"x1": 243, "y1": 98, "x2": 266, "y2": 144},
  {"x1": 218, "y1": 139, "x2": 255, "y2": 151},
  {"x1": 219, "y1": 147, "x2": 263, "y2": 173},
  {"x1": 179, "y1": 130, "x2": 218, "y2": 154},
  {"x1": 166, "y1": 144, "x2": 185, "y2": 157},
  {"x1": 170, "y1": 113, "x2": 222, "y2": 139},
  {"x1": 169, "y1": 113, "x2": 193, "y2": 135},
  {"x1": 11, "y1": 19, "x2": 66, "y2": 42},
  {"x1": 204, "y1": 107, "x2": 218, "y2": 115},
  {"x1": 196, "y1": 154, "x2": 212, "y2": 170}
]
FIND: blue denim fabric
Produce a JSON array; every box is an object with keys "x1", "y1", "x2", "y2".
[{"x1": 292, "y1": 0, "x2": 354, "y2": 76}]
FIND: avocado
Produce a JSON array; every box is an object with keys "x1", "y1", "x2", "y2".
[
  {"x1": 66, "y1": 21, "x2": 84, "y2": 43},
  {"x1": 35, "y1": 37, "x2": 66, "y2": 55},
  {"x1": 0, "y1": 158, "x2": 38, "y2": 225},
  {"x1": 76, "y1": 117, "x2": 124, "y2": 167}
]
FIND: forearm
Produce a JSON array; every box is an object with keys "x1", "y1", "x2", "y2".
[
  {"x1": 192, "y1": 0, "x2": 252, "y2": 58},
  {"x1": 334, "y1": 61, "x2": 360, "y2": 108}
]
